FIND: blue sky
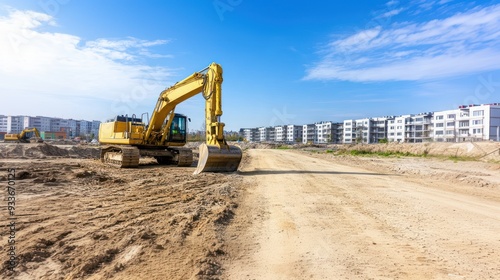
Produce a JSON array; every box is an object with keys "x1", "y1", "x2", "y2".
[{"x1": 1, "y1": 0, "x2": 499, "y2": 131}]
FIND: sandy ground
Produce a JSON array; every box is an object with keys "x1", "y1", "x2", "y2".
[
  {"x1": 223, "y1": 149, "x2": 500, "y2": 279},
  {"x1": 1, "y1": 142, "x2": 499, "y2": 279},
  {"x1": 0, "y1": 143, "x2": 241, "y2": 280}
]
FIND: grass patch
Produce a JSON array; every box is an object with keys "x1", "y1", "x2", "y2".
[
  {"x1": 343, "y1": 149, "x2": 479, "y2": 162},
  {"x1": 276, "y1": 145, "x2": 291, "y2": 150},
  {"x1": 446, "y1": 155, "x2": 479, "y2": 162},
  {"x1": 344, "y1": 149, "x2": 423, "y2": 158},
  {"x1": 325, "y1": 150, "x2": 334, "y2": 154}
]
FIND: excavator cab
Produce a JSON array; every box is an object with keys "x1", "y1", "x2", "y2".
[{"x1": 168, "y1": 114, "x2": 187, "y2": 143}]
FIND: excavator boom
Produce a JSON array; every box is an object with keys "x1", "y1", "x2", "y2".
[{"x1": 147, "y1": 63, "x2": 241, "y2": 174}]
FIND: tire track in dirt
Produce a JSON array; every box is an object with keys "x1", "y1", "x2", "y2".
[{"x1": 223, "y1": 149, "x2": 500, "y2": 279}]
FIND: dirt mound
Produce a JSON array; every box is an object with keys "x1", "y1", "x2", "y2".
[
  {"x1": 0, "y1": 143, "x2": 100, "y2": 159},
  {"x1": 236, "y1": 142, "x2": 278, "y2": 150},
  {"x1": 0, "y1": 158, "x2": 242, "y2": 279},
  {"x1": 315, "y1": 142, "x2": 500, "y2": 161}
]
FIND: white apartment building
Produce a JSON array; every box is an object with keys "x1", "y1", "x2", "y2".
[
  {"x1": 433, "y1": 109, "x2": 457, "y2": 142},
  {"x1": 258, "y1": 127, "x2": 274, "y2": 142},
  {"x1": 0, "y1": 115, "x2": 100, "y2": 139},
  {"x1": 80, "y1": 120, "x2": 92, "y2": 135},
  {"x1": 343, "y1": 117, "x2": 388, "y2": 144},
  {"x1": 91, "y1": 121, "x2": 100, "y2": 137},
  {"x1": 387, "y1": 115, "x2": 408, "y2": 142},
  {"x1": 274, "y1": 125, "x2": 287, "y2": 142},
  {"x1": 433, "y1": 103, "x2": 500, "y2": 142},
  {"x1": 20, "y1": 116, "x2": 52, "y2": 132},
  {"x1": 239, "y1": 102, "x2": 500, "y2": 144},
  {"x1": 404, "y1": 113, "x2": 433, "y2": 143},
  {"x1": 268, "y1": 127, "x2": 275, "y2": 142},
  {"x1": 240, "y1": 128, "x2": 259, "y2": 142},
  {"x1": 0, "y1": 115, "x2": 8, "y2": 132},
  {"x1": 302, "y1": 124, "x2": 316, "y2": 144},
  {"x1": 354, "y1": 118, "x2": 371, "y2": 143},
  {"x1": 343, "y1": 120, "x2": 355, "y2": 143},
  {"x1": 258, "y1": 127, "x2": 267, "y2": 142},
  {"x1": 286, "y1": 125, "x2": 302, "y2": 143},
  {"x1": 333, "y1": 122, "x2": 343, "y2": 143},
  {"x1": 315, "y1": 121, "x2": 340, "y2": 144},
  {"x1": 6, "y1": 116, "x2": 25, "y2": 133},
  {"x1": 369, "y1": 117, "x2": 389, "y2": 143}
]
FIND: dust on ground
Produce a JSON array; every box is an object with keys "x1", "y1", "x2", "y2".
[
  {"x1": 1, "y1": 141, "x2": 500, "y2": 279},
  {"x1": 223, "y1": 148, "x2": 500, "y2": 279},
  {"x1": 0, "y1": 143, "x2": 242, "y2": 280}
]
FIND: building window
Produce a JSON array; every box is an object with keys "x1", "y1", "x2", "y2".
[
  {"x1": 345, "y1": 122, "x2": 351, "y2": 126},
  {"x1": 459, "y1": 121, "x2": 469, "y2": 127},
  {"x1": 397, "y1": 132, "x2": 402, "y2": 136},
  {"x1": 345, "y1": 128, "x2": 351, "y2": 131},
  {"x1": 472, "y1": 110, "x2": 484, "y2": 116},
  {"x1": 435, "y1": 123, "x2": 444, "y2": 127},
  {"x1": 390, "y1": 133, "x2": 394, "y2": 136},
  {"x1": 447, "y1": 114, "x2": 456, "y2": 119},
  {"x1": 397, "y1": 120, "x2": 402, "y2": 123},
  {"x1": 473, "y1": 128, "x2": 482, "y2": 134},
  {"x1": 397, "y1": 126, "x2": 402, "y2": 129},
  {"x1": 472, "y1": 120, "x2": 483, "y2": 125},
  {"x1": 435, "y1": 130, "x2": 444, "y2": 135},
  {"x1": 446, "y1": 130, "x2": 454, "y2": 135},
  {"x1": 415, "y1": 118, "x2": 423, "y2": 122},
  {"x1": 446, "y1": 122, "x2": 454, "y2": 127}
]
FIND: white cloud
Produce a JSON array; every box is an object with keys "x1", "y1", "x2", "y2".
[
  {"x1": 305, "y1": 4, "x2": 500, "y2": 82},
  {"x1": 0, "y1": 9, "x2": 175, "y2": 120},
  {"x1": 333, "y1": 27, "x2": 382, "y2": 50},
  {"x1": 379, "y1": 8, "x2": 404, "y2": 18},
  {"x1": 386, "y1": 0, "x2": 399, "y2": 7}
]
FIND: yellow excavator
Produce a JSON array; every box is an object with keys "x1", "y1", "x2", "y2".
[
  {"x1": 4, "y1": 128, "x2": 44, "y2": 143},
  {"x1": 98, "y1": 62, "x2": 242, "y2": 174}
]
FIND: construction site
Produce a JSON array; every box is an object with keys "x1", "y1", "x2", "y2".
[
  {"x1": 0, "y1": 139, "x2": 499, "y2": 279},
  {"x1": 4, "y1": 0, "x2": 500, "y2": 278}
]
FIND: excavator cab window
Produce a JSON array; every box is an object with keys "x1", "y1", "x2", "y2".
[
  {"x1": 22, "y1": 132, "x2": 34, "y2": 140},
  {"x1": 169, "y1": 114, "x2": 187, "y2": 142}
]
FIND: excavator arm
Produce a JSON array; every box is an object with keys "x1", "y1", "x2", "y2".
[
  {"x1": 5, "y1": 128, "x2": 43, "y2": 143},
  {"x1": 19, "y1": 128, "x2": 41, "y2": 139},
  {"x1": 144, "y1": 62, "x2": 241, "y2": 174}
]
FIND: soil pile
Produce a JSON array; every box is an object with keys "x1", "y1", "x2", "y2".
[
  {"x1": 0, "y1": 159, "x2": 242, "y2": 279},
  {"x1": 332, "y1": 142, "x2": 500, "y2": 161},
  {"x1": 0, "y1": 143, "x2": 100, "y2": 159}
]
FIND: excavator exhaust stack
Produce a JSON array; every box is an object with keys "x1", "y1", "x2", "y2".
[{"x1": 194, "y1": 143, "x2": 242, "y2": 174}]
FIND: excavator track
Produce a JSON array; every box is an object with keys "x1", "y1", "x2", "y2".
[
  {"x1": 175, "y1": 148, "x2": 193, "y2": 167},
  {"x1": 100, "y1": 146, "x2": 140, "y2": 168}
]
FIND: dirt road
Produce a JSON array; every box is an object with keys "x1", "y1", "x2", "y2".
[{"x1": 224, "y1": 149, "x2": 500, "y2": 279}]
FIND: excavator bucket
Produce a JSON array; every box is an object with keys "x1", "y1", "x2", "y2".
[{"x1": 193, "y1": 143, "x2": 242, "y2": 174}]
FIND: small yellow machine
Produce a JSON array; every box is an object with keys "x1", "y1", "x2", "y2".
[
  {"x1": 98, "y1": 62, "x2": 242, "y2": 174},
  {"x1": 4, "y1": 128, "x2": 43, "y2": 143}
]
